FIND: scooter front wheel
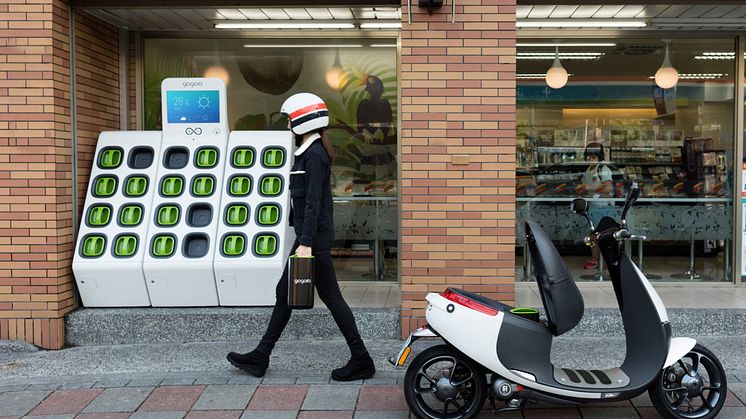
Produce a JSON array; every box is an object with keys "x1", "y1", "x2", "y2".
[
  {"x1": 403, "y1": 344, "x2": 487, "y2": 419},
  {"x1": 649, "y1": 343, "x2": 727, "y2": 419}
]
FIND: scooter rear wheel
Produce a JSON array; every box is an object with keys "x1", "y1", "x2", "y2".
[
  {"x1": 648, "y1": 343, "x2": 727, "y2": 419},
  {"x1": 403, "y1": 344, "x2": 487, "y2": 419}
]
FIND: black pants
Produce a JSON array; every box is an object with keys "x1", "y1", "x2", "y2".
[{"x1": 255, "y1": 239, "x2": 368, "y2": 358}]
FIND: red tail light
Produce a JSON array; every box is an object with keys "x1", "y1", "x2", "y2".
[{"x1": 440, "y1": 289, "x2": 498, "y2": 316}]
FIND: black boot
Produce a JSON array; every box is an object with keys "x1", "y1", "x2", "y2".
[
  {"x1": 331, "y1": 351, "x2": 376, "y2": 382},
  {"x1": 226, "y1": 349, "x2": 270, "y2": 378}
]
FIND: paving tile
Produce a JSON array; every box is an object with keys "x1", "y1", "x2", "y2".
[
  {"x1": 161, "y1": 378, "x2": 196, "y2": 386},
  {"x1": 730, "y1": 383, "x2": 746, "y2": 404},
  {"x1": 227, "y1": 376, "x2": 262, "y2": 385},
  {"x1": 578, "y1": 407, "x2": 640, "y2": 419},
  {"x1": 25, "y1": 384, "x2": 61, "y2": 392},
  {"x1": 127, "y1": 379, "x2": 163, "y2": 388},
  {"x1": 21, "y1": 415, "x2": 76, "y2": 419},
  {"x1": 129, "y1": 412, "x2": 186, "y2": 419},
  {"x1": 0, "y1": 391, "x2": 51, "y2": 417},
  {"x1": 246, "y1": 386, "x2": 307, "y2": 411},
  {"x1": 193, "y1": 377, "x2": 230, "y2": 386},
  {"x1": 717, "y1": 407, "x2": 746, "y2": 419},
  {"x1": 240, "y1": 411, "x2": 298, "y2": 419},
  {"x1": 192, "y1": 385, "x2": 256, "y2": 411},
  {"x1": 0, "y1": 385, "x2": 29, "y2": 393},
  {"x1": 82, "y1": 387, "x2": 153, "y2": 413},
  {"x1": 523, "y1": 407, "x2": 582, "y2": 419},
  {"x1": 28, "y1": 389, "x2": 102, "y2": 416},
  {"x1": 139, "y1": 386, "x2": 205, "y2": 412},
  {"x1": 302, "y1": 385, "x2": 359, "y2": 411},
  {"x1": 92, "y1": 380, "x2": 130, "y2": 389},
  {"x1": 76, "y1": 414, "x2": 131, "y2": 419},
  {"x1": 297, "y1": 411, "x2": 353, "y2": 419},
  {"x1": 59, "y1": 382, "x2": 95, "y2": 390},
  {"x1": 631, "y1": 392, "x2": 653, "y2": 407},
  {"x1": 726, "y1": 390, "x2": 745, "y2": 406},
  {"x1": 356, "y1": 385, "x2": 407, "y2": 411},
  {"x1": 295, "y1": 377, "x2": 330, "y2": 385},
  {"x1": 353, "y1": 412, "x2": 411, "y2": 419},
  {"x1": 261, "y1": 377, "x2": 297, "y2": 385},
  {"x1": 362, "y1": 377, "x2": 398, "y2": 385},
  {"x1": 635, "y1": 407, "x2": 660, "y2": 419},
  {"x1": 184, "y1": 411, "x2": 242, "y2": 419}
]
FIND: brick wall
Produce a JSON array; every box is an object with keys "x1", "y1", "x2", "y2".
[
  {"x1": 399, "y1": 0, "x2": 517, "y2": 337},
  {"x1": 0, "y1": 1, "x2": 119, "y2": 349}
]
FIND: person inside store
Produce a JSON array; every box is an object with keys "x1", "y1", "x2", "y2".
[
  {"x1": 227, "y1": 93, "x2": 376, "y2": 382},
  {"x1": 576, "y1": 142, "x2": 614, "y2": 270}
]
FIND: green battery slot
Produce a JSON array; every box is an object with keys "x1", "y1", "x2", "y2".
[
  {"x1": 223, "y1": 235, "x2": 246, "y2": 256},
  {"x1": 257, "y1": 205, "x2": 280, "y2": 226},
  {"x1": 193, "y1": 176, "x2": 215, "y2": 196},
  {"x1": 255, "y1": 235, "x2": 278, "y2": 256},
  {"x1": 196, "y1": 148, "x2": 218, "y2": 168},
  {"x1": 161, "y1": 176, "x2": 184, "y2": 196},
  {"x1": 229, "y1": 176, "x2": 251, "y2": 196},
  {"x1": 152, "y1": 235, "x2": 175, "y2": 257},
  {"x1": 226, "y1": 205, "x2": 248, "y2": 225},
  {"x1": 99, "y1": 148, "x2": 122, "y2": 168},
  {"x1": 87, "y1": 205, "x2": 111, "y2": 226},
  {"x1": 263, "y1": 148, "x2": 285, "y2": 167},
  {"x1": 94, "y1": 176, "x2": 117, "y2": 197},
  {"x1": 82, "y1": 235, "x2": 106, "y2": 257},
  {"x1": 120, "y1": 205, "x2": 143, "y2": 226},
  {"x1": 114, "y1": 235, "x2": 138, "y2": 257},
  {"x1": 261, "y1": 176, "x2": 282, "y2": 196},
  {"x1": 232, "y1": 148, "x2": 254, "y2": 167},
  {"x1": 125, "y1": 176, "x2": 148, "y2": 197},
  {"x1": 157, "y1": 205, "x2": 179, "y2": 226}
]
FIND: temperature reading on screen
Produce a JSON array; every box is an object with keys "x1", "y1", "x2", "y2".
[{"x1": 167, "y1": 90, "x2": 219, "y2": 124}]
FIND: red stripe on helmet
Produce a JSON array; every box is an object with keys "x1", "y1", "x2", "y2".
[{"x1": 289, "y1": 103, "x2": 327, "y2": 120}]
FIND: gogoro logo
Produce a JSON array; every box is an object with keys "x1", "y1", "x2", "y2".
[
  {"x1": 182, "y1": 81, "x2": 203, "y2": 88},
  {"x1": 294, "y1": 278, "x2": 312, "y2": 285}
]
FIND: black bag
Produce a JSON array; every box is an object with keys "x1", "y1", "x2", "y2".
[{"x1": 288, "y1": 255, "x2": 315, "y2": 309}]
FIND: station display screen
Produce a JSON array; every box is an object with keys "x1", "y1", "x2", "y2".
[{"x1": 166, "y1": 90, "x2": 220, "y2": 124}]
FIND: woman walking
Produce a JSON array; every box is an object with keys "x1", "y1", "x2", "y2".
[{"x1": 227, "y1": 93, "x2": 376, "y2": 382}]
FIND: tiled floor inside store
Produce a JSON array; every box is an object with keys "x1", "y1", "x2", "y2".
[{"x1": 332, "y1": 254, "x2": 746, "y2": 309}]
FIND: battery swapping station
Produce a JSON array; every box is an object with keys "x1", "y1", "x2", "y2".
[
  {"x1": 72, "y1": 131, "x2": 162, "y2": 307},
  {"x1": 143, "y1": 78, "x2": 228, "y2": 306},
  {"x1": 214, "y1": 131, "x2": 295, "y2": 305}
]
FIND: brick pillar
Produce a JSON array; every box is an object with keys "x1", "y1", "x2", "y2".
[
  {"x1": 0, "y1": 1, "x2": 119, "y2": 349},
  {"x1": 399, "y1": 1, "x2": 517, "y2": 337}
]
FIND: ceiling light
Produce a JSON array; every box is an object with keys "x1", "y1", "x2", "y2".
[
  {"x1": 517, "y1": 52, "x2": 603, "y2": 61},
  {"x1": 517, "y1": 19, "x2": 646, "y2": 28},
  {"x1": 243, "y1": 44, "x2": 363, "y2": 48},
  {"x1": 215, "y1": 22, "x2": 355, "y2": 29},
  {"x1": 654, "y1": 39, "x2": 678, "y2": 89},
  {"x1": 370, "y1": 44, "x2": 397, "y2": 48},
  {"x1": 649, "y1": 73, "x2": 726, "y2": 80},
  {"x1": 517, "y1": 43, "x2": 616, "y2": 47},
  {"x1": 518, "y1": 73, "x2": 573, "y2": 79},
  {"x1": 694, "y1": 52, "x2": 746, "y2": 60},
  {"x1": 359, "y1": 22, "x2": 402, "y2": 29},
  {"x1": 545, "y1": 46, "x2": 568, "y2": 89}
]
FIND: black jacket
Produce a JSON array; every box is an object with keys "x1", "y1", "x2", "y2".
[{"x1": 289, "y1": 139, "x2": 335, "y2": 249}]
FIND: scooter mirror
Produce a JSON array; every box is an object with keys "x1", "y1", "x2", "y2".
[
  {"x1": 621, "y1": 182, "x2": 640, "y2": 227},
  {"x1": 571, "y1": 198, "x2": 588, "y2": 216}
]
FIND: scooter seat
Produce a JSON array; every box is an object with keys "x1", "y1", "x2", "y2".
[{"x1": 447, "y1": 288, "x2": 513, "y2": 313}]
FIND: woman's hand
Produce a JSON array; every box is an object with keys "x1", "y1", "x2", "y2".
[{"x1": 295, "y1": 245, "x2": 312, "y2": 257}]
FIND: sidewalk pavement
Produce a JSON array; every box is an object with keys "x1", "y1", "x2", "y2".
[{"x1": 2, "y1": 337, "x2": 746, "y2": 418}]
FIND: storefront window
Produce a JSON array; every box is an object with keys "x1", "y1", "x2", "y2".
[
  {"x1": 144, "y1": 38, "x2": 398, "y2": 281},
  {"x1": 517, "y1": 38, "x2": 736, "y2": 282}
]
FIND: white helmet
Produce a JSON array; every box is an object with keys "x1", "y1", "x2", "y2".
[{"x1": 281, "y1": 93, "x2": 329, "y2": 135}]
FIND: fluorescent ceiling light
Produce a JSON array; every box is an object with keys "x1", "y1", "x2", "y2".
[
  {"x1": 360, "y1": 22, "x2": 402, "y2": 29},
  {"x1": 694, "y1": 52, "x2": 746, "y2": 60},
  {"x1": 517, "y1": 52, "x2": 604, "y2": 61},
  {"x1": 517, "y1": 19, "x2": 646, "y2": 28},
  {"x1": 244, "y1": 44, "x2": 363, "y2": 48},
  {"x1": 517, "y1": 43, "x2": 616, "y2": 47},
  {"x1": 215, "y1": 22, "x2": 355, "y2": 29},
  {"x1": 370, "y1": 44, "x2": 397, "y2": 48},
  {"x1": 517, "y1": 73, "x2": 573, "y2": 79},
  {"x1": 648, "y1": 73, "x2": 726, "y2": 80}
]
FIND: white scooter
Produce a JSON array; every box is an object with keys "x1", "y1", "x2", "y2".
[{"x1": 393, "y1": 183, "x2": 727, "y2": 419}]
